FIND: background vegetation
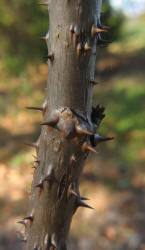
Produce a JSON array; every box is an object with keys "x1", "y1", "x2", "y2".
[{"x1": 0, "y1": 0, "x2": 145, "y2": 249}]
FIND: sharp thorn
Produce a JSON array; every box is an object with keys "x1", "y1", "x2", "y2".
[
  {"x1": 90, "y1": 80, "x2": 99, "y2": 85},
  {"x1": 26, "y1": 106, "x2": 43, "y2": 112},
  {"x1": 70, "y1": 154, "x2": 76, "y2": 166},
  {"x1": 23, "y1": 216, "x2": 33, "y2": 222},
  {"x1": 68, "y1": 185, "x2": 79, "y2": 199},
  {"x1": 76, "y1": 43, "x2": 82, "y2": 56},
  {"x1": 41, "y1": 112, "x2": 59, "y2": 127},
  {"x1": 62, "y1": 120, "x2": 75, "y2": 138},
  {"x1": 80, "y1": 196, "x2": 90, "y2": 201},
  {"x1": 91, "y1": 24, "x2": 107, "y2": 37},
  {"x1": 24, "y1": 142, "x2": 38, "y2": 149},
  {"x1": 82, "y1": 142, "x2": 99, "y2": 154},
  {"x1": 75, "y1": 124, "x2": 93, "y2": 135},
  {"x1": 84, "y1": 42, "x2": 92, "y2": 51},
  {"x1": 94, "y1": 134, "x2": 114, "y2": 145},
  {"x1": 77, "y1": 200, "x2": 94, "y2": 209},
  {"x1": 39, "y1": 2, "x2": 49, "y2": 6},
  {"x1": 17, "y1": 220, "x2": 27, "y2": 227},
  {"x1": 36, "y1": 182, "x2": 43, "y2": 198},
  {"x1": 43, "y1": 53, "x2": 54, "y2": 61}
]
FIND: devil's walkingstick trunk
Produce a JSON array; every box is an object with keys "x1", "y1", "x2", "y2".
[{"x1": 21, "y1": 0, "x2": 113, "y2": 249}]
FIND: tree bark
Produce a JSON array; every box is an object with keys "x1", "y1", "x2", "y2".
[{"x1": 23, "y1": 0, "x2": 108, "y2": 249}]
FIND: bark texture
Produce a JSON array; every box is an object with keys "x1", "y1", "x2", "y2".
[{"x1": 23, "y1": 0, "x2": 111, "y2": 249}]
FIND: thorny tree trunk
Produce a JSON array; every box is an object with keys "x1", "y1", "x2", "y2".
[{"x1": 21, "y1": 0, "x2": 113, "y2": 249}]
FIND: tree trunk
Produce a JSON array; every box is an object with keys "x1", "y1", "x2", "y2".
[{"x1": 23, "y1": 0, "x2": 110, "y2": 249}]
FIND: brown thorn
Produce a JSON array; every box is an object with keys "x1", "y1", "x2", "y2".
[
  {"x1": 75, "y1": 124, "x2": 93, "y2": 135},
  {"x1": 67, "y1": 185, "x2": 79, "y2": 199},
  {"x1": 43, "y1": 52, "x2": 54, "y2": 61},
  {"x1": 24, "y1": 142, "x2": 38, "y2": 149},
  {"x1": 41, "y1": 112, "x2": 59, "y2": 127},
  {"x1": 23, "y1": 215, "x2": 34, "y2": 226},
  {"x1": 62, "y1": 120, "x2": 75, "y2": 138},
  {"x1": 39, "y1": 3, "x2": 49, "y2": 6},
  {"x1": 76, "y1": 43, "x2": 82, "y2": 56},
  {"x1": 70, "y1": 154, "x2": 76, "y2": 166},
  {"x1": 90, "y1": 80, "x2": 99, "y2": 85},
  {"x1": 36, "y1": 182, "x2": 43, "y2": 198},
  {"x1": 82, "y1": 142, "x2": 99, "y2": 154},
  {"x1": 91, "y1": 24, "x2": 107, "y2": 37},
  {"x1": 84, "y1": 42, "x2": 92, "y2": 51},
  {"x1": 26, "y1": 106, "x2": 43, "y2": 112}
]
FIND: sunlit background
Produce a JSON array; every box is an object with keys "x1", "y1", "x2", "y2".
[{"x1": 0, "y1": 0, "x2": 145, "y2": 249}]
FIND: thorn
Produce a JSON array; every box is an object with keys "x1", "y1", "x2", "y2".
[
  {"x1": 39, "y1": 3, "x2": 49, "y2": 6},
  {"x1": 80, "y1": 196, "x2": 90, "y2": 201},
  {"x1": 40, "y1": 32, "x2": 49, "y2": 41},
  {"x1": 73, "y1": 26, "x2": 80, "y2": 48},
  {"x1": 69, "y1": 24, "x2": 74, "y2": 40},
  {"x1": 70, "y1": 154, "x2": 76, "y2": 166},
  {"x1": 84, "y1": 42, "x2": 92, "y2": 51},
  {"x1": 81, "y1": 142, "x2": 99, "y2": 154},
  {"x1": 62, "y1": 120, "x2": 75, "y2": 138},
  {"x1": 77, "y1": 200, "x2": 94, "y2": 209},
  {"x1": 76, "y1": 43, "x2": 82, "y2": 56},
  {"x1": 36, "y1": 182, "x2": 43, "y2": 198},
  {"x1": 75, "y1": 124, "x2": 93, "y2": 135},
  {"x1": 41, "y1": 111, "x2": 59, "y2": 127},
  {"x1": 43, "y1": 174, "x2": 52, "y2": 190},
  {"x1": 93, "y1": 134, "x2": 114, "y2": 145},
  {"x1": 43, "y1": 52, "x2": 54, "y2": 61},
  {"x1": 17, "y1": 220, "x2": 27, "y2": 227},
  {"x1": 91, "y1": 24, "x2": 107, "y2": 37},
  {"x1": 90, "y1": 80, "x2": 99, "y2": 85},
  {"x1": 100, "y1": 25, "x2": 111, "y2": 30},
  {"x1": 24, "y1": 142, "x2": 38, "y2": 149},
  {"x1": 74, "y1": 25, "x2": 80, "y2": 36},
  {"x1": 23, "y1": 215, "x2": 34, "y2": 226},
  {"x1": 26, "y1": 106, "x2": 43, "y2": 112},
  {"x1": 67, "y1": 185, "x2": 79, "y2": 199}
]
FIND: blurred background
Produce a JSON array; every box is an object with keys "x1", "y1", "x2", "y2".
[{"x1": 0, "y1": 0, "x2": 145, "y2": 249}]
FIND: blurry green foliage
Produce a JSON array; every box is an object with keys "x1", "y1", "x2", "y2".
[
  {"x1": 102, "y1": 0, "x2": 124, "y2": 41},
  {"x1": 0, "y1": 0, "x2": 124, "y2": 75},
  {"x1": 0, "y1": 0, "x2": 48, "y2": 75}
]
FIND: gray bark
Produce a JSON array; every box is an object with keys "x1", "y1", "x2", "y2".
[{"x1": 24, "y1": 0, "x2": 107, "y2": 249}]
